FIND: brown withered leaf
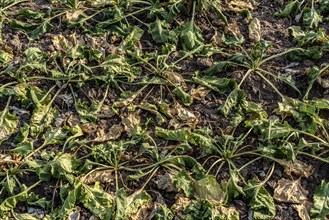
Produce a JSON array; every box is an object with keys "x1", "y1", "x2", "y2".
[
  {"x1": 94, "y1": 124, "x2": 123, "y2": 142},
  {"x1": 80, "y1": 123, "x2": 98, "y2": 136},
  {"x1": 225, "y1": 20, "x2": 241, "y2": 37},
  {"x1": 225, "y1": 0, "x2": 255, "y2": 12},
  {"x1": 122, "y1": 110, "x2": 141, "y2": 137},
  {"x1": 155, "y1": 173, "x2": 176, "y2": 192},
  {"x1": 292, "y1": 201, "x2": 312, "y2": 220},
  {"x1": 190, "y1": 86, "x2": 210, "y2": 101},
  {"x1": 276, "y1": 159, "x2": 314, "y2": 178},
  {"x1": 98, "y1": 104, "x2": 116, "y2": 118},
  {"x1": 64, "y1": 10, "x2": 84, "y2": 23},
  {"x1": 158, "y1": 102, "x2": 173, "y2": 118},
  {"x1": 52, "y1": 34, "x2": 70, "y2": 51},
  {"x1": 249, "y1": 18, "x2": 261, "y2": 42},
  {"x1": 274, "y1": 179, "x2": 308, "y2": 204},
  {"x1": 169, "y1": 102, "x2": 198, "y2": 129},
  {"x1": 164, "y1": 71, "x2": 187, "y2": 90},
  {"x1": 82, "y1": 170, "x2": 113, "y2": 184}
]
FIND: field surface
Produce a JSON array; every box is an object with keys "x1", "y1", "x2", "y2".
[{"x1": 1, "y1": 0, "x2": 329, "y2": 219}]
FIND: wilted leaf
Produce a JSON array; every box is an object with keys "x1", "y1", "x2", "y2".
[
  {"x1": 219, "y1": 89, "x2": 246, "y2": 116},
  {"x1": 194, "y1": 175, "x2": 225, "y2": 203},
  {"x1": 82, "y1": 170, "x2": 113, "y2": 185},
  {"x1": 190, "y1": 86, "x2": 210, "y2": 101},
  {"x1": 80, "y1": 182, "x2": 115, "y2": 219},
  {"x1": 125, "y1": 190, "x2": 152, "y2": 217},
  {"x1": 0, "y1": 101, "x2": 18, "y2": 144},
  {"x1": 172, "y1": 170, "x2": 195, "y2": 198},
  {"x1": 276, "y1": 159, "x2": 314, "y2": 178},
  {"x1": 274, "y1": 0, "x2": 302, "y2": 17},
  {"x1": 94, "y1": 124, "x2": 123, "y2": 142},
  {"x1": 169, "y1": 102, "x2": 198, "y2": 129},
  {"x1": 303, "y1": 7, "x2": 322, "y2": 29},
  {"x1": 292, "y1": 202, "x2": 312, "y2": 220},
  {"x1": 165, "y1": 71, "x2": 187, "y2": 89},
  {"x1": 122, "y1": 110, "x2": 141, "y2": 137},
  {"x1": 249, "y1": 18, "x2": 261, "y2": 42},
  {"x1": 150, "y1": 18, "x2": 170, "y2": 44},
  {"x1": 245, "y1": 179, "x2": 276, "y2": 220},
  {"x1": 0, "y1": 49, "x2": 13, "y2": 65},
  {"x1": 155, "y1": 127, "x2": 216, "y2": 154},
  {"x1": 274, "y1": 179, "x2": 308, "y2": 204},
  {"x1": 192, "y1": 75, "x2": 237, "y2": 94},
  {"x1": 224, "y1": 0, "x2": 254, "y2": 12},
  {"x1": 179, "y1": 20, "x2": 204, "y2": 51},
  {"x1": 310, "y1": 180, "x2": 329, "y2": 220}
]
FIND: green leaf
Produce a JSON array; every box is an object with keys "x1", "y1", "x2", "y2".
[
  {"x1": 140, "y1": 102, "x2": 167, "y2": 125},
  {"x1": 29, "y1": 153, "x2": 80, "y2": 181},
  {"x1": 115, "y1": 188, "x2": 127, "y2": 220},
  {"x1": 30, "y1": 103, "x2": 58, "y2": 136},
  {"x1": 12, "y1": 213, "x2": 39, "y2": 220},
  {"x1": 120, "y1": 26, "x2": 144, "y2": 52},
  {"x1": 10, "y1": 141, "x2": 33, "y2": 156},
  {"x1": 226, "y1": 170, "x2": 245, "y2": 202},
  {"x1": 303, "y1": 7, "x2": 322, "y2": 29},
  {"x1": 219, "y1": 89, "x2": 246, "y2": 116},
  {"x1": 179, "y1": 20, "x2": 204, "y2": 51},
  {"x1": 10, "y1": 20, "x2": 52, "y2": 40},
  {"x1": 150, "y1": 18, "x2": 170, "y2": 44},
  {"x1": 173, "y1": 86, "x2": 192, "y2": 106},
  {"x1": 154, "y1": 203, "x2": 174, "y2": 220},
  {"x1": 57, "y1": 183, "x2": 82, "y2": 219},
  {"x1": 221, "y1": 33, "x2": 245, "y2": 46},
  {"x1": 204, "y1": 61, "x2": 231, "y2": 75},
  {"x1": 0, "y1": 99, "x2": 18, "y2": 144},
  {"x1": 125, "y1": 190, "x2": 151, "y2": 217},
  {"x1": 26, "y1": 192, "x2": 52, "y2": 209},
  {"x1": 172, "y1": 170, "x2": 195, "y2": 198},
  {"x1": 192, "y1": 75, "x2": 237, "y2": 94},
  {"x1": 289, "y1": 26, "x2": 328, "y2": 47},
  {"x1": 0, "y1": 50, "x2": 13, "y2": 65},
  {"x1": 0, "y1": 182, "x2": 40, "y2": 213},
  {"x1": 310, "y1": 180, "x2": 329, "y2": 220},
  {"x1": 194, "y1": 175, "x2": 225, "y2": 203},
  {"x1": 288, "y1": 46, "x2": 324, "y2": 60},
  {"x1": 155, "y1": 127, "x2": 217, "y2": 154},
  {"x1": 245, "y1": 179, "x2": 276, "y2": 220},
  {"x1": 183, "y1": 199, "x2": 212, "y2": 219},
  {"x1": 320, "y1": 0, "x2": 329, "y2": 12},
  {"x1": 80, "y1": 182, "x2": 115, "y2": 219},
  {"x1": 30, "y1": 21, "x2": 52, "y2": 40},
  {"x1": 100, "y1": 54, "x2": 142, "y2": 83},
  {"x1": 274, "y1": 0, "x2": 302, "y2": 17},
  {"x1": 304, "y1": 66, "x2": 321, "y2": 99}
]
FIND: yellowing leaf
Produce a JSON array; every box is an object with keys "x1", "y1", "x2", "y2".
[{"x1": 0, "y1": 100, "x2": 18, "y2": 144}]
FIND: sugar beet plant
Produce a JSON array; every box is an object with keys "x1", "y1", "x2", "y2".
[{"x1": 1, "y1": 0, "x2": 329, "y2": 219}]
